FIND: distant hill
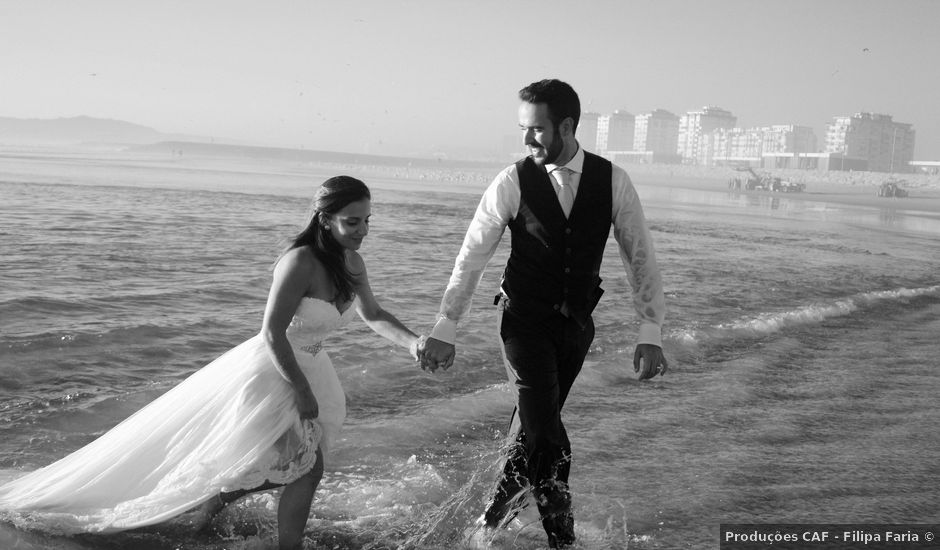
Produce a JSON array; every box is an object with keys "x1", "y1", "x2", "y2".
[
  {"x1": 0, "y1": 117, "x2": 503, "y2": 168},
  {"x1": 0, "y1": 116, "x2": 181, "y2": 146},
  {"x1": 132, "y1": 141, "x2": 503, "y2": 171}
]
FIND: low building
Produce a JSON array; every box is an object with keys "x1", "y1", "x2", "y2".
[
  {"x1": 712, "y1": 125, "x2": 818, "y2": 167},
  {"x1": 607, "y1": 150, "x2": 682, "y2": 165},
  {"x1": 910, "y1": 160, "x2": 940, "y2": 175}
]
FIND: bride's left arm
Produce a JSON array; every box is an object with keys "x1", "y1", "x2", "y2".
[{"x1": 350, "y1": 252, "x2": 422, "y2": 354}]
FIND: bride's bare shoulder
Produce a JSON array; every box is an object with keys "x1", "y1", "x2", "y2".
[{"x1": 275, "y1": 246, "x2": 323, "y2": 277}]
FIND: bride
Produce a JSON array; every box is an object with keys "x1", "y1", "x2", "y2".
[{"x1": 0, "y1": 176, "x2": 427, "y2": 549}]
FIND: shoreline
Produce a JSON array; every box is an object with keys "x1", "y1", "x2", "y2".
[
  {"x1": 360, "y1": 159, "x2": 940, "y2": 215},
  {"x1": 3, "y1": 146, "x2": 940, "y2": 215}
]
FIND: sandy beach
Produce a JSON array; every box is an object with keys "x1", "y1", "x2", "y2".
[
  {"x1": 313, "y1": 156, "x2": 940, "y2": 215},
  {"x1": 625, "y1": 163, "x2": 940, "y2": 215}
]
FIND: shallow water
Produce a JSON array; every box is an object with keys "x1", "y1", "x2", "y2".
[{"x1": 0, "y1": 155, "x2": 938, "y2": 549}]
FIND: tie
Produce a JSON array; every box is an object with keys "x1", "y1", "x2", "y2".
[{"x1": 554, "y1": 167, "x2": 574, "y2": 217}]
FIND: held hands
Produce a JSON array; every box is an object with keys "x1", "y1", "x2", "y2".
[
  {"x1": 634, "y1": 343, "x2": 668, "y2": 380},
  {"x1": 409, "y1": 335, "x2": 428, "y2": 362},
  {"x1": 413, "y1": 336, "x2": 455, "y2": 373}
]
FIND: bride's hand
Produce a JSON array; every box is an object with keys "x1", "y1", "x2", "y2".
[
  {"x1": 410, "y1": 334, "x2": 429, "y2": 362},
  {"x1": 295, "y1": 386, "x2": 319, "y2": 420}
]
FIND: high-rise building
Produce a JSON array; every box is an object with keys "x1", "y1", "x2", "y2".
[
  {"x1": 597, "y1": 110, "x2": 635, "y2": 154},
  {"x1": 634, "y1": 109, "x2": 680, "y2": 156},
  {"x1": 578, "y1": 112, "x2": 600, "y2": 153},
  {"x1": 825, "y1": 112, "x2": 915, "y2": 172},
  {"x1": 678, "y1": 106, "x2": 737, "y2": 165}
]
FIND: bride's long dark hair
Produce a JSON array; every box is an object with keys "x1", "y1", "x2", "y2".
[{"x1": 281, "y1": 176, "x2": 371, "y2": 303}]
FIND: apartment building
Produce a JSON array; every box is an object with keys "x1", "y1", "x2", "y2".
[
  {"x1": 678, "y1": 106, "x2": 737, "y2": 165},
  {"x1": 825, "y1": 112, "x2": 915, "y2": 172},
  {"x1": 712, "y1": 125, "x2": 818, "y2": 165},
  {"x1": 763, "y1": 125, "x2": 817, "y2": 154},
  {"x1": 578, "y1": 112, "x2": 601, "y2": 153},
  {"x1": 634, "y1": 109, "x2": 680, "y2": 156},
  {"x1": 597, "y1": 110, "x2": 635, "y2": 154}
]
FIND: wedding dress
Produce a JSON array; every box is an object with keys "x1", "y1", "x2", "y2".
[{"x1": 0, "y1": 297, "x2": 355, "y2": 534}]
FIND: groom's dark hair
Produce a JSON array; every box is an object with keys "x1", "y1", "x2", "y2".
[{"x1": 519, "y1": 79, "x2": 581, "y2": 133}]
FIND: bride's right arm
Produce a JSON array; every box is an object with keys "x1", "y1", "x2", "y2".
[{"x1": 261, "y1": 249, "x2": 318, "y2": 419}]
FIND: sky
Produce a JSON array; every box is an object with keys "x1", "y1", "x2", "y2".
[{"x1": 2, "y1": 0, "x2": 939, "y2": 160}]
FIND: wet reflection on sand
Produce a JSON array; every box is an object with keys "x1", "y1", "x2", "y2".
[{"x1": 637, "y1": 184, "x2": 940, "y2": 236}]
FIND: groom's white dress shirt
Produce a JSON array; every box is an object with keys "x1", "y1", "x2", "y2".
[{"x1": 430, "y1": 145, "x2": 666, "y2": 348}]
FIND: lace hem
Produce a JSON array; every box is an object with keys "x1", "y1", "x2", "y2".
[{"x1": 229, "y1": 418, "x2": 323, "y2": 490}]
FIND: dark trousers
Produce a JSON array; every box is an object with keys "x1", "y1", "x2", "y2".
[{"x1": 484, "y1": 298, "x2": 594, "y2": 532}]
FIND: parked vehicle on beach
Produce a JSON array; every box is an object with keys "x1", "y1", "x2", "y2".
[
  {"x1": 878, "y1": 180, "x2": 909, "y2": 198},
  {"x1": 728, "y1": 167, "x2": 805, "y2": 193},
  {"x1": 777, "y1": 180, "x2": 806, "y2": 193}
]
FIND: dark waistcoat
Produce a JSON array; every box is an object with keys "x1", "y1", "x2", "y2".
[{"x1": 501, "y1": 152, "x2": 613, "y2": 325}]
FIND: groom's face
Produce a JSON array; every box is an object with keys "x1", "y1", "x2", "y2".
[{"x1": 519, "y1": 101, "x2": 563, "y2": 166}]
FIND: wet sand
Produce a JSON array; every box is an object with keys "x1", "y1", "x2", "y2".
[{"x1": 629, "y1": 169, "x2": 940, "y2": 215}]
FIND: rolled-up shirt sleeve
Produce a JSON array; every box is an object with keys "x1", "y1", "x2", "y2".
[
  {"x1": 611, "y1": 168, "x2": 665, "y2": 347},
  {"x1": 430, "y1": 167, "x2": 519, "y2": 344}
]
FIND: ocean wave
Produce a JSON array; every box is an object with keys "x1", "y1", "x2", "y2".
[
  {"x1": 0, "y1": 293, "x2": 172, "y2": 320},
  {"x1": 0, "y1": 296, "x2": 92, "y2": 314},
  {"x1": 0, "y1": 390, "x2": 101, "y2": 425},
  {"x1": 650, "y1": 219, "x2": 884, "y2": 257},
  {"x1": 674, "y1": 284, "x2": 940, "y2": 344},
  {"x1": 0, "y1": 321, "x2": 225, "y2": 355}
]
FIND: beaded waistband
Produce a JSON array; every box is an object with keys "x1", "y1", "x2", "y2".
[{"x1": 300, "y1": 342, "x2": 323, "y2": 355}]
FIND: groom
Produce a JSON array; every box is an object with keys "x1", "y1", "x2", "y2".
[{"x1": 421, "y1": 78, "x2": 667, "y2": 548}]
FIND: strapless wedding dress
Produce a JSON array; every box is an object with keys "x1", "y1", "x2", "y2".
[{"x1": 0, "y1": 297, "x2": 355, "y2": 534}]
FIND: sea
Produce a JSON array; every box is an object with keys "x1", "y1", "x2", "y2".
[{"x1": 0, "y1": 150, "x2": 938, "y2": 550}]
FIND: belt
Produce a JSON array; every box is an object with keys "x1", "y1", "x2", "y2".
[
  {"x1": 299, "y1": 342, "x2": 323, "y2": 355},
  {"x1": 495, "y1": 293, "x2": 571, "y2": 318}
]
